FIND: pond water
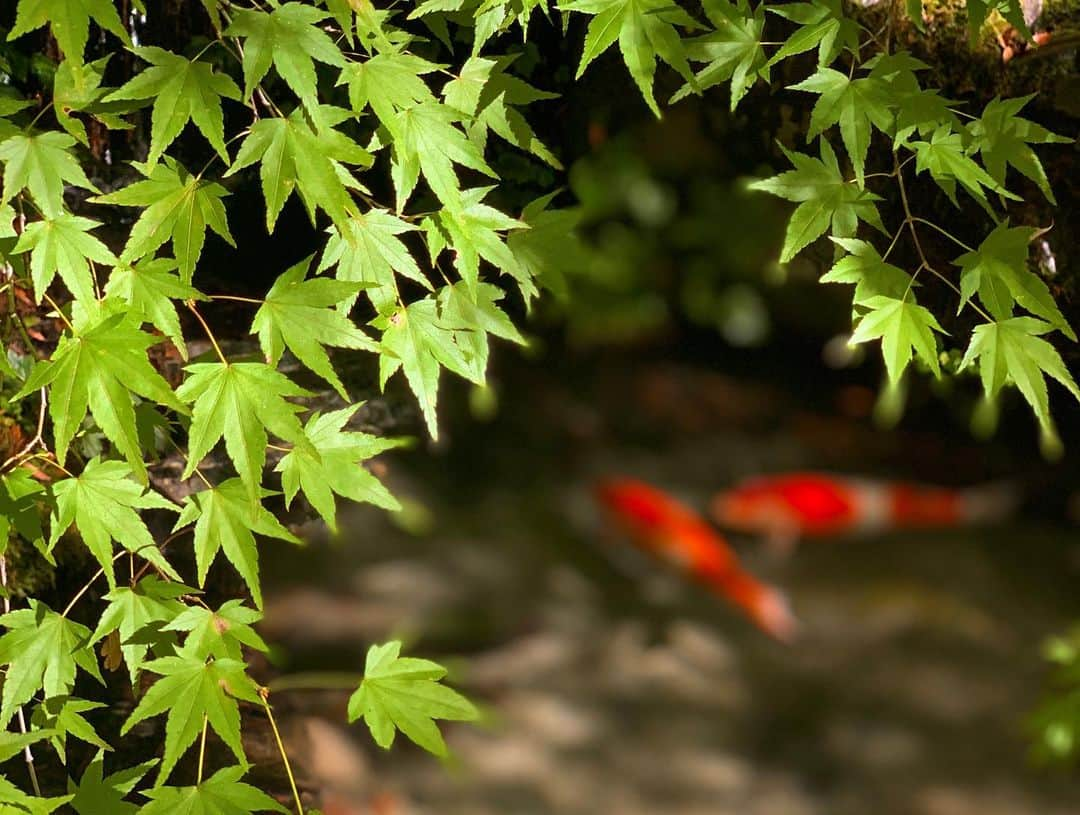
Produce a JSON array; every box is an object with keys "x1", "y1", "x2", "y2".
[{"x1": 262, "y1": 355, "x2": 1080, "y2": 815}]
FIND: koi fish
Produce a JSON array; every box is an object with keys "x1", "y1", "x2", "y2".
[
  {"x1": 594, "y1": 478, "x2": 797, "y2": 642},
  {"x1": 711, "y1": 472, "x2": 1017, "y2": 550}
]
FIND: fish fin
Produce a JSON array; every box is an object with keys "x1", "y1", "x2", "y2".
[
  {"x1": 749, "y1": 584, "x2": 800, "y2": 643},
  {"x1": 764, "y1": 524, "x2": 801, "y2": 557}
]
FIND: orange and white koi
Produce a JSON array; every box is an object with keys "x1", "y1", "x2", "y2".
[
  {"x1": 711, "y1": 472, "x2": 1017, "y2": 548},
  {"x1": 595, "y1": 478, "x2": 797, "y2": 642}
]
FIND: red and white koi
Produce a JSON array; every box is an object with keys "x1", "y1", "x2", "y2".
[
  {"x1": 711, "y1": 472, "x2": 1017, "y2": 549},
  {"x1": 595, "y1": 478, "x2": 797, "y2": 642}
]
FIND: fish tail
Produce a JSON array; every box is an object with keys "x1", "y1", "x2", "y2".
[
  {"x1": 958, "y1": 481, "x2": 1022, "y2": 525},
  {"x1": 700, "y1": 565, "x2": 799, "y2": 642}
]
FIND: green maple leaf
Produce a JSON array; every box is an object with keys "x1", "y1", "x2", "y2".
[
  {"x1": 174, "y1": 479, "x2": 300, "y2": 608},
  {"x1": 90, "y1": 576, "x2": 191, "y2": 684},
  {"x1": 120, "y1": 644, "x2": 261, "y2": 785},
  {"x1": 11, "y1": 212, "x2": 115, "y2": 303},
  {"x1": 0, "y1": 469, "x2": 47, "y2": 555},
  {"x1": 138, "y1": 766, "x2": 288, "y2": 815},
  {"x1": 506, "y1": 196, "x2": 590, "y2": 300},
  {"x1": 561, "y1": 0, "x2": 698, "y2": 117},
  {"x1": 51, "y1": 457, "x2": 181, "y2": 589},
  {"x1": 911, "y1": 126, "x2": 1020, "y2": 210},
  {"x1": 955, "y1": 222, "x2": 1074, "y2": 338},
  {"x1": 225, "y1": 4, "x2": 345, "y2": 125},
  {"x1": 0, "y1": 730, "x2": 55, "y2": 764},
  {"x1": 252, "y1": 255, "x2": 378, "y2": 398},
  {"x1": 91, "y1": 158, "x2": 234, "y2": 283},
  {"x1": 748, "y1": 140, "x2": 885, "y2": 263},
  {"x1": 54, "y1": 55, "x2": 131, "y2": 146},
  {"x1": 338, "y1": 51, "x2": 439, "y2": 127},
  {"x1": 226, "y1": 107, "x2": 371, "y2": 233},
  {"x1": 32, "y1": 696, "x2": 110, "y2": 764},
  {"x1": 849, "y1": 293, "x2": 945, "y2": 383},
  {"x1": 105, "y1": 257, "x2": 205, "y2": 359},
  {"x1": 8, "y1": 0, "x2": 129, "y2": 64},
  {"x1": 69, "y1": 752, "x2": 158, "y2": 815},
  {"x1": 163, "y1": 600, "x2": 268, "y2": 662},
  {"x1": 0, "y1": 131, "x2": 98, "y2": 218},
  {"x1": 375, "y1": 297, "x2": 482, "y2": 440},
  {"x1": 443, "y1": 56, "x2": 562, "y2": 169},
  {"x1": 863, "y1": 52, "x2": 959, "y2": 146},
  {"x1": 176, "y1": 363, "x2": 311, "y2": 505},
  {"x1": 390, "y1": 101, "x2": 495, "y2": 211},
  {"x1": 673, "y1": 0, "x2": 766, "y2": 110},
  {"x1": 764, "y1": 0, "x2": 860, "y2": 68},
  {"x1": 960, "y1": 317, "x2": 1080, "y2": 434},
  {"x1": 318, "y1": 210, "x2": 431, "y2": 312},
  {"x1": 0, "y1": 775, "x2": 71, "y2": 814},
  {"x1": 348, "y1": 640, "x2": 478, "y2": 757},
  {"x1": 967, "y1": 96, "x2": 1072, "y2": 205},
  {"x1": 426, "y1": 187, "x2": 528, "y2": 295},
  {"x1": 789, "y1": 67, "x2": 892, "y2": 186},
  {"x1": 822, "y1": 238, "x2": 913, "y2": 305},
  {"x1": 437, "y1": 280, "x2": 526, "y2": 381},
  {"x1": 16, "y1": 311, "x2": 187, "y2": 476},
  {"x1": 105, "y1": 47, "x2": 241, "y2": 167},
  {"x1": 0, "y1": 600, "x2": 103, "y2": 729},
  {"x1": 277, "y1": 406, "x2": 402, "y2": 532}
]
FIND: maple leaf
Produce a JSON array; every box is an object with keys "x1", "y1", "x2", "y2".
[
  {"x1": 105, "y1": 47, "x2": 241, "y2": 167},
  {"x1": 425, "y1": 187, "x2": 528, "y2": 295},
  {"x1": 437, "y1": 280, "x2": 526, "y2": 381},
  {"x1": 0, "y1": 600, "x2": 103, "y2": 729},
  {"x1": 138, "y1": 766, "x2": 288, "y2": 815},
  {"x1": 966, "y1": 0, "x2": 1028, "y2": 44},
  {"x1": 338, "y1": 51, "x2": 440, "y2": 127},
  {"x1": 175, "y1": 362, "x2": 311, "y2": 505},
  {"x1": 32, "y1": 696, "x2": 110, "y2": 764},
  {"x1": 51, "y1": 458, "x2": 181, "y2": 589},
  {"x1": 955, "y1": 222, "x2": 1074, "y2": 338},
  {"x1": 53, "y1": 55, "x2": 131, "y2": 146},
  {"x1": 748, "y1": 140, "x2": 885, "y2": 263},
  {"x1": 561, "y1": 0, "x2": 698, "y2": 117},
  {"x1": 506, "y1": 195, "x2": 590, "y2": 300},
  {"x1": 251, "y1": 255, "x2": 378, "y2": 398},
  {"x1": 120, "y1": 644, "x2": 261, "y2": 785},
  {"x1": 89, "y1": 576, "x2": 191, "y2": 684},
  {"x1": 673, "y1": 0, "x2": 766, "y2": 110},
  {"x1": 960, "y1": 317, "x2": 1080, "y2": 434},
  {"x1": 91, "y1": 159, "x2": 234, "y2": 283},
  {"x1": 822, "y1": 238, "x2": 913, "y2": 305},
  {"x1": 69, "y1": 752, "x2": 158, "y2": 815},
  {"x1": 910, "y1": 126, "x2": 1020, "y2": 210},
  {"x1": 277, "y1": 406, "x2": 402, "y2": 531},
  {"x1": 764, "y1": 0, "x2": 860, "y2": 68},
  {"x1": 11, "y1": 212, "x2": 115, "y2": 303},
  {"x1": 104, "y1": 257, "x2": 205, "y2": 359},
  {"x1": 348, "y1": 640, "x2": 478, "y2": 757},
  {"x1": 16, "y1": 312, "x2": 187, "y2": 477},
  {"x1": 226, "y1": 107, "x2": 371, "y2": 233},
  {"x1": 849, "y1": 294, "x2": 945, "y2": 382},
  {"x1": 0, "y1": 131, "x2": 98, "y2": 217},
  {"x1": 789, "y1": 67, "x2": 892, "y2": 186},
  {"x1": 225, "y1": 4, "x2": 346, "y2": 125},
  {"x1": 174, "y1": 479, "x2": 300, "y2": 608},
  {"x1": 0, "y1": 469, "x2": 48, "y2": 555},
  {"x1": 390, "y1": 101, "x2": 495, "y2": 211},
  {"x1": 375, "y1": 297, "x2": 483, "y2": 439},
  {"x1": 163, "y1": 600, "x2": 268, "y2": 662},
  {"x1": 966, "y1": 96, "x2": 1072, "y2": 205},
  {"x1": 8, "y1": 0, "x2": 129, "y2": 64},
  {"x1": 0, "y1": 775, "x2": 71, "y2": 814},
  {"x1": 318, "y1": 210, "x2": 431, "y2": 312},
  {"x1": 443, "y1": 56, "x2": 562, "y2": 168}
]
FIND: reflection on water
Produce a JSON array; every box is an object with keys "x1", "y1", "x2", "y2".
[{"x1": 263, "y1": 359, "x2": 1080, "y2": 815}]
